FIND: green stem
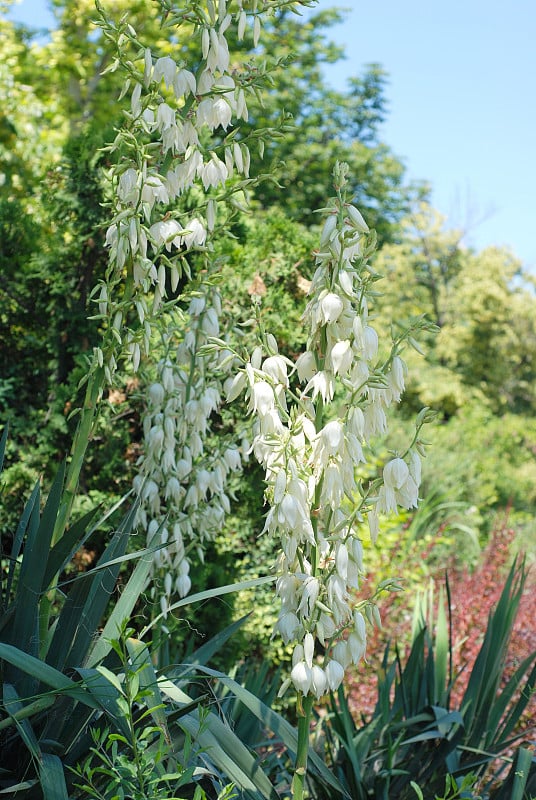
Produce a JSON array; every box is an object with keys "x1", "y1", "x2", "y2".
[
  {"x1": 51, "y1": 364, "x2": 105, "y2": 547},
  {"x1": 292, "y1": 694, "x2": 314, "y2": 800}
]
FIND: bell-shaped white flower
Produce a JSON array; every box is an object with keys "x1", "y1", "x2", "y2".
[
  {"x1": 354, "y1": 611, "x2": 367, "y2": 646},
  {"x1": 329, "y1": 339, "x2": 353, "y2": 376},
  {"x1": 250, "y1": 381, "x2": 275, "y2": 417},
  {"x1": 262, "y1": 355, "x2": 289, "y2": 387},
  {"x1": 347, "y1": 632, "x2": 366, "y2": 665},
  {"x1": 325, "y1": 659, "x2": 345, "y2": 691},
  {"x1": 277, "y1": 611, "x2": 301, "y2": 643},
  {"x1": 153, "y1": 55, "x2": 176, "y2": 88},
  {"x1": 295, "y1": 350, "x2": 317, "y2": 382},
  {"x1": 384, "y1": 458, "x2": 409, "y2": 490},
  {"x1": 310, "y1": 665, "x2": 327, "y2": 699},
  {"x1": 304, "y1": 371, "x2": 334, "y2": 403},
  {"x1": 387, "y1": 355, "x2": 406, "y2": 402},
  {"x1": 182, "y1": 218, "x2": 206, "y2": 249},
  {"x1": 173, "y1": 68, "x2": 196, "y2": 98},
  {"x1": 303, "y1": 632, "x2": 315, "y2": 668},
  {"x1": 363, "y1": 325, "x2": 379, "y2": 361},
  {"x1": 291, "y1": 661, "x2": 312, "y2": 695},
  {"x1": 320, "y1": 292, "x2": 344, "y2": 324}
]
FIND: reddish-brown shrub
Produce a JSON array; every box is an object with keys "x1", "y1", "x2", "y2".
[{"x1": 347, "y1": 518, "x2": 536, "y2": 728}]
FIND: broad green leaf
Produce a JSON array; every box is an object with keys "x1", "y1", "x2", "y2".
[
  {"x1": 40, "y1": 753, "x2": 69, "y2": 800},
  {"x1": 0, "y1": 643, "x2": 98, "y2": 708},
  {"x1": 77, "y1": 666, "x2": 130, "y2": 739},
  {"x1": 158, "y1": 678, "x2": 278, "y2": 800},
  {"x1": 87, "y1": 544, "x2": 154, "y2": 668}
]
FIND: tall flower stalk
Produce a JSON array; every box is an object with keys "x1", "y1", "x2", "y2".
[
  {"x1": 51, "y1": 0, "x2": 313, "y2": 548},
  {"x1": 134, "y1": 277, "x2": 244, "y2": 615},
  {"x1": 224, "y1": 161, "x2": 434, "y2": 798}
]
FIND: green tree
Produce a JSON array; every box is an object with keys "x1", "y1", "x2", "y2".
[{"x1": 375, "y1": 203, "x2": 536, "y2": 416}]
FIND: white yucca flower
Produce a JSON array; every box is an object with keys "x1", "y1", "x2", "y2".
[
  {"x1": 227, "y1": 163, "x2": 427, "y2": 700},
  {"x1": 135, "y1": 284, "x2": 242, "y2": 613}
]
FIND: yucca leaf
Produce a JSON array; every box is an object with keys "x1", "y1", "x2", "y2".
[
  {"x1": 2, "y1": 683, "x2": 41, "y2": 759},
  {"x1": 4, "y1": 480, "x2": 40, "y2": 602},
  {"x1": 87, "y1": 544, "x2": 154, "y2": 668},
  {"x1": 52, "y1": 528, "x2": 131, "y2": 670},
  {"x1": 178, "y1": 665, "x2": 346, "y2": 796},
  {"x1": 3, "y1": 488, "x2": 43, "y2": 697},
  {"x1": 0, "y1": 642, "x2": 98, "y2": 707},
  {"x1": 41, "y1": 507, "x2": 101, "y2": 592},
  {"x1": 56, "y1": 542, "x2": 164, "y2": 588},
  {"x1": 493, "y1": 655, "x2": 536, "y2": 745},
  {"x1": 140, "y1": 576, "x2": 275, "y2": 639},
  {"x1": 489, "y1": 747, "x2": 535, "y2": 800},
  {"x1": 9, "y1": 464, "x2": 66, "y2": 684},
  {"x1": 40, "y1": 753, "x2": 69, "y2": 800},
  {"x1": 509, "y1": 748, "x2": 533, "y2": 800},
  {"x1": 462, "y1": 558, "x2": 525, "y2": 748},
  {"x1": 0, "y1": 779, "x2": 39, "y2": 794},
  {"x1": 126, "y1": 638, "x2": 170, "y2": 744},
  {"x1": 0, "y1": 686, "x2": 56, "y2": 733},
  {"x1": 0, "y1": 422, "x2": 8, "y2": 473},
  {"x1": 45, "y1": 570, "x2": 94, "y2": 671},
  {"x1": 76, "y1": 666, "x2": 130, "y2": 739},
  {"x1": 434, "y1": 584, "x2": 448, "y2": 705},
  {"x1": 329, "y1": 687, "x2": 364, "y2": 788},
  {"x1": 61, "y1": 504, "x2": 139, "y2": 669},
  {"x1": 158, "y1": 678, "x2": 278, "y2": 800},
  {"x1": 174, "y1": 615, "x2": 250, "y2": 675}
]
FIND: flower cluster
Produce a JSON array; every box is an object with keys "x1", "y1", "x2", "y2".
[
  {"x1": 96, "y1": 0, "x2": 313, "y2": 383},
  {"x1": 97, "y1": 0, "x2": 311, "y2": 607},
  {"x1": 134, "y1": 282, "x2": 243, "y2": 614},
  {"x1": 231, "y1": 162, "x2": 430, "y2": 698}
]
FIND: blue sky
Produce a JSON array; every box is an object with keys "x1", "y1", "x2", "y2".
[{"x1": 7, "y1": 0, "x2": 536, "y2": 269}]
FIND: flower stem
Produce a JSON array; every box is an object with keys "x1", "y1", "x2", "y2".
[{"x1": 292, "y1": 694, "x2": 314, "y2": 800}]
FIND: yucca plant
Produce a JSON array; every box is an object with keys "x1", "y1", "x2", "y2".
[
  {"x1": 311, "y1": 559, "x2": 536, "y2": 799},
  {"x1": 0, "y1": 423, "x2": 157, "y2": 797},
  {"x1": 0, "y1": 426, "x2": 344, "y2": 800}
]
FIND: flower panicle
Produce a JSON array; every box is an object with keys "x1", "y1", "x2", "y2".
[{"x1": 228, "y1": 164, "x2": 427, "y2": 698}]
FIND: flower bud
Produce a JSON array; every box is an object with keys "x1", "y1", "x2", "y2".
[{"x1": 346, "y1": 204, "x2": 369, "y2": 233}]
